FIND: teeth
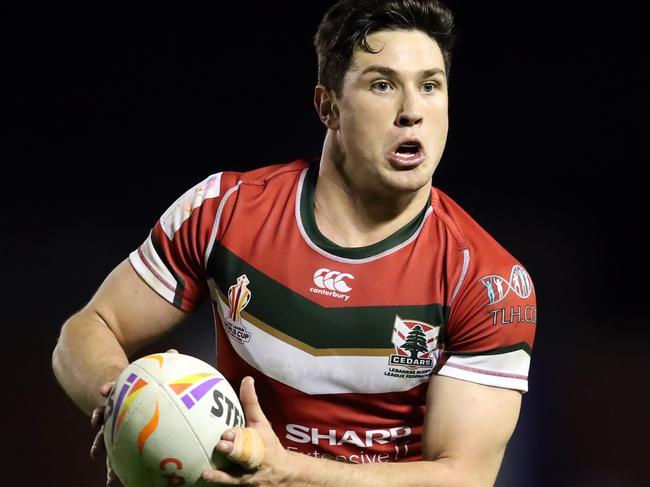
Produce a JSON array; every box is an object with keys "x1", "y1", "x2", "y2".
[{"x1": 397, "y1": 145, "x2": 419, "y2": 156}]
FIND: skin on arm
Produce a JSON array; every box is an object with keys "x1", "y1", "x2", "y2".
[
  {"x1": 421, "y1": 375, "x2": 522, "y2": 487},
  {"x1": 204, "y1": 375, "x2": 521, "y2": 487},
  {"x1": 52, "y1": 258, "x2": 188, "y2": 414}
]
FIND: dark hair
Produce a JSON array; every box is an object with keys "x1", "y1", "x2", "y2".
[{"x1": 314, "y1": 0, "x2": 456, "y2": 94}]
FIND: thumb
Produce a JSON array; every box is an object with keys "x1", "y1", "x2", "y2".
[{"x1": 239, "y1": 376, "x2": 268, "y2": 427}]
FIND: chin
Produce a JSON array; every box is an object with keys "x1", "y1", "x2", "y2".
[
  {"x1": 380, "y1": 173, "x2": 432, "y2": 196},
  {"x1": 381, "y1": 165, "x2": 435, "y2": 195}
]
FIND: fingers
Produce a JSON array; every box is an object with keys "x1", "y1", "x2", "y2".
[
  {"x1": 107, "y1": 457, "x2": 125, "y2": 487},
  {"x1": 239, "y1": 377, "x2": 268, "y2": 426},
  {"x1": 205, "y1": 380, "x2": 277, "y2": 482},
  {"x1": 214, "y1": 429, "x2": 235, "y2": 457},
  {"x1": 165, "y1": 348, "x2": 179, "y2": 354},
  {"x1": 100, "y1": 381, "x2": 115, "y2": 398},
  {"x1": 95, "y1": 382, "x2": 124, "y2": 486},
  {"x1": 91, "y1": 407, "x2": 104, "y2": 429},
  {"x1": 90, "y1": 427, "x2": 106, "y2": 460},
  {"x1": 202, "y1": 468, "x2": 251, "y2": 484},
  {"x1": 221, "y1": 427, "x2": 266, "y2": 470},
  {"x1": 91, "y1": 406, "x2": 106, "y2": 460}
]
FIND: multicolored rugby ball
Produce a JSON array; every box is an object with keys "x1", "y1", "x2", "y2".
[{"x1": 103, "y1": 352, "x2": 244, "y2": 487}]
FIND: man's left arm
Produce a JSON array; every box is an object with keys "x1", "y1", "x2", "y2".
[{"x1": 202, "y1": 374, "x2": 521, "y2": 487}]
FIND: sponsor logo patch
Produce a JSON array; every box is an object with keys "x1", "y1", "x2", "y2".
[
  {"x1": 480, "y1": 265, "x2": 533, "y2": 305},
  {"x1": 285, "y1": 424, "x2": 413, "y2": 462},
  {"x1": 309, "y1": 268, "x2": 354, "y2": 301},
  {"x1": 385, "y1": 316, "x2": 441, "y2": 379},
  {"x1": 285, "y1": 424, "x2": 411, "y2": 448},
  {"x1": 490, "y1": 305, "x2": 537, "y2": 326}
]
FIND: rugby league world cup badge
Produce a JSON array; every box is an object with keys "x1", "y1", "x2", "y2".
[{"x1": 225, "y1": 274, "x2": 252, "y2": 343}]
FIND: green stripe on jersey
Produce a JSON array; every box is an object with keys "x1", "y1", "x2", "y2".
[{"x1": 209, "y1": 244, "x2": 448, "y2": 350}]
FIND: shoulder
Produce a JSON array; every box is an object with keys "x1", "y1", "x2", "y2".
[
  {"x1": 431, "y1": 189, "x2": 536, "y2": 392},
  {"x1": 156, "y1": 159, "x2": 309, "y2": 242},
  {"x1": 430, "y1": 187, "x2": 519, "y2": 267},
  {"x1": 219, "y1": 159, "x2": 310, "y2": 191}
]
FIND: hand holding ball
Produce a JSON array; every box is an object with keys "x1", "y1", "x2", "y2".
[
  {"x1": 226, "y1": 426, "x2": 266, "y2": 470},
  {"x1": 103, "y1": 352, "x2": 254, "y2": 486}
]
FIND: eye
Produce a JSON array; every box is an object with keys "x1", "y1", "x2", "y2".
[
  {"x1": 372, "y1": 81, "x2": 393, "y2": 93},
  {"x1": 422, "y1": 81, "x2": 438, "y2": 93}
]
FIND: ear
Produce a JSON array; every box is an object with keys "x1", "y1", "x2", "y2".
[{"x1": 314, "y1": 84, "x2": 340, "y2": 130}]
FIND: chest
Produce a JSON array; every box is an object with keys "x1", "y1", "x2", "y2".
[{"x1": 207, "y1": 241, "x2": 448, "y2": 395}]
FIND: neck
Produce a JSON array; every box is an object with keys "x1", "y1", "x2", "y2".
[{"x1": 313, "y1": 141, "x2": 431, "y2": 248}]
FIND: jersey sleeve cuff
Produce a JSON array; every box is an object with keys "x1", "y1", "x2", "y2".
[
  {"x1": 128, "y1": 238, "x2": 197, "y2": 312},
  {"x1": 435, "y1": 348, "x2": 530, "y2": 392}
]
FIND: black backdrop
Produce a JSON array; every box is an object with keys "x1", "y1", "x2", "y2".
[{"x1": 5, "y1": 2, "x2": 648, "y2": 486}]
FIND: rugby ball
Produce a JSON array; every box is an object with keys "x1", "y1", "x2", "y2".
[{"x1": 103, "y1": 352, "x2": 244, "y2": 487}]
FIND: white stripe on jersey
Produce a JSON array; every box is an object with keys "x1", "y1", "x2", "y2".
[
  {"x1": 129, "y1": 239, "x2": 178, "y2": 304},
  {"x1": 210, "y1": 282, "x2": 431, "y2": 395},
  {"x1": 438, "y1": 349, "x2": 530, "y2": 392},
  {"x1": 160, "y1": 173, "x2": 222, "y2": 240},
  {"x1": 450, "y1": 249, "x2": 470, "y2": 306},
  {"x1": 204, "y1": 181, "x2": 242, "y2": 270}
]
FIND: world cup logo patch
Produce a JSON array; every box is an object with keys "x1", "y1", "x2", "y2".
[
  {"x1": 385, "y1": 316, "x2": 441, "y2": 379},
  {"x1": 224, "y1": 274, "x2": 252, "y2": 343}
]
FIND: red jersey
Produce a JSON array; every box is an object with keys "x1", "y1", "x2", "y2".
[{"x1": 129, "y1": 159, "x2": 536, "y2": 463}]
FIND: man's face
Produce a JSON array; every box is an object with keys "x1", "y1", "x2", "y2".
[{"x1": 332, "y1": 29, "x2": 449, "y2": 197}]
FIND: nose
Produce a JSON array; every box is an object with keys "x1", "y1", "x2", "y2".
[{"x1": 395, "y1": 89, "x2": 423, "y2": 127}]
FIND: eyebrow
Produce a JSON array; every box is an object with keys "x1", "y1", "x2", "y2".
[{"x1": 359, "y1": 65, "x2": 446, "y2": 79}]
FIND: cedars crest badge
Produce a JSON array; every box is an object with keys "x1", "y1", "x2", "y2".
[{"x1": 385, "y1": 316, "x2": 442, "y2": 379}]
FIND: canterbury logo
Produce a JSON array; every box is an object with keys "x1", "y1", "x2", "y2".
[{"x1": 313, "y1": 268, "x2": 354, "y2": 293}]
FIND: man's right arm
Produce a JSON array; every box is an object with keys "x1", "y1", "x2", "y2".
[{"x1": 52, "y1": 258, "x2": 188, "y2": 414}]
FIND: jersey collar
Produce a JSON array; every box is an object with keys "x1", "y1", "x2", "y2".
[{"x1": 298, "y1": 162, "x2": 431, "y2": 261}]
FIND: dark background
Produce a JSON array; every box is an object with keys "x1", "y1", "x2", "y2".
[{"x1": 5, "y1": 1, "x2": 648, "y2": 486}]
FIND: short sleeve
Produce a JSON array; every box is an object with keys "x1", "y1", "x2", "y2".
[
  {"x1": 129, "y1": 173, "x2": 226, "y2": 312},
  {"x1": 434, "y1": 247, "x2": 537, "y2": 392}
]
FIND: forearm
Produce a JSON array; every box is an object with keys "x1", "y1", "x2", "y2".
[
  {"x1": 287, "y1": 452, "x2": 474, "y2": 487},
  {"x1": 52, "y1": 311, "x2": 129, "y2": 414}
]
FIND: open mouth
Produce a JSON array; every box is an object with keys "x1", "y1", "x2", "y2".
[
  {"x1": 395, "y1": 143, "x2": 421, "y2": 157},
  {"x1": 388, "y1": 140, "x2": 426, "y2": 168}
]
